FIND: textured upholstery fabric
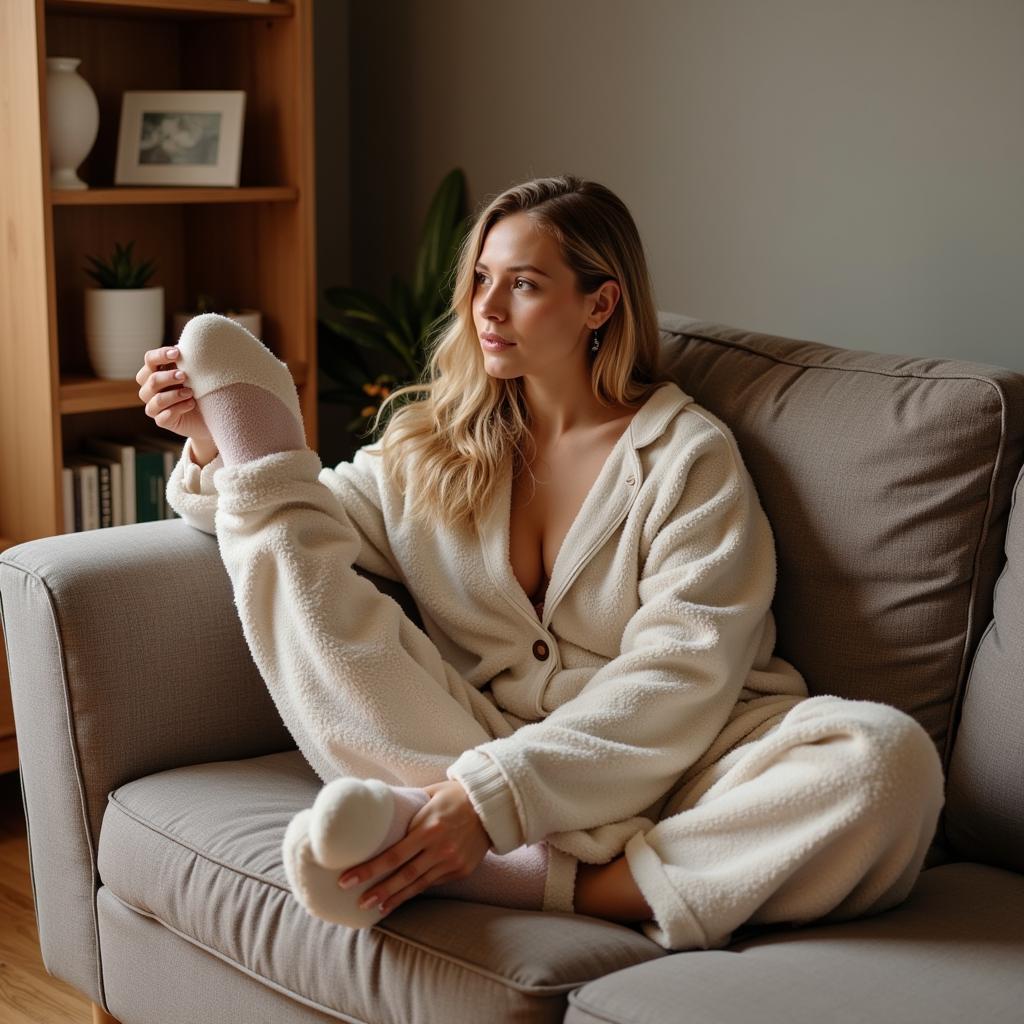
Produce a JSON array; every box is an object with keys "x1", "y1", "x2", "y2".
[
  {"x1": 97, "y1": 888, "x2": 343, "y2": 1023},
  {"x1": 658, "y1": 312, "x2": 1024, "y2": 773},
  {"x1": 944, "y1": 460, "x2": 1024, "y2": 871},
  {"x1": 97, "y1": 750, "x2": 664, "y2": 1023},
  {"x1": 565, "y1": 863, "x2": 1024, "y2": 1024}
]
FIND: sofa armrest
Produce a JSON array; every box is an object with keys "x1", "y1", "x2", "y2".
[
  {"x1": 0, "y1": 522, "x2": 284, "y2": 999},
  {"x1": 0, "y1": 520, "x2": 423, "y2": 999},
  {"x1": 944, "y1": 460, "x2": 1024, "y2": 871},
  {"x1": 0, "y1": 519, "x2": 424, "y2": 1003}
]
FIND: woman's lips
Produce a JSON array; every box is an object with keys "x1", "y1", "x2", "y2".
[{"x1": 481, "y1": 335, "x2": 515, "y2": 351}]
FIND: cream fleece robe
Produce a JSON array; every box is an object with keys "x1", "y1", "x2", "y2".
[{"x1": 165, "y1": 381, "x2": 809, "y2": 868}]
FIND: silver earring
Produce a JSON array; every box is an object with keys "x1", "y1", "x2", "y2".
[{"x1": 590, "y1": 329, "x2": 601, "y2": 354}]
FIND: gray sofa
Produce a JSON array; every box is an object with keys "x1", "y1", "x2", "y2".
[{"x1": 2, "y1": 311, "x2": 1023, "y2": 1024}]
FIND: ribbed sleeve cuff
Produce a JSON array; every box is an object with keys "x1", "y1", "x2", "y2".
[
  {"x1": 446, "y1": 748, "x2": 523, "y2": 855},
  {"x1": 181, "y1": 436, "x2": 224, "y2": 494}
]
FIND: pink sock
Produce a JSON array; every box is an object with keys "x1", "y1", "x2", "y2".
[
  {"x1": 373, "y1": 788, "x2": 553, "y2": 913},
  {"x1": 282, "y1": 779, "x2": 560, "y2": 928},
  {"x1": 173, "y1": 313, "x2": 307, "y2": 467}
]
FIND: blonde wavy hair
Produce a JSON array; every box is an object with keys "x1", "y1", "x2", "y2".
[{"x1": 366, "y1": 175, "x2": 671, "y2": 535}]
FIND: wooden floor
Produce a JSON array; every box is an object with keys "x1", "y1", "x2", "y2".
[{"x1": 0, "y1": 769, "x2": 94, "y2": 1023}]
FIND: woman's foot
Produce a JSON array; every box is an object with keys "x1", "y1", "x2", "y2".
[
  {"x1": 173, "y1": 313, "x2": 306, "y2": 466},
  {"x1": 282, "y1": 777, "x2": 566, "y2": 927},
  {"x1": 282, "y1": 778, "x2": 429, "y2": 928}
]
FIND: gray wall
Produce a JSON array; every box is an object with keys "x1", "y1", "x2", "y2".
[{"x1": 316, "y1": 0, "x2": 1023, "y2": 381}]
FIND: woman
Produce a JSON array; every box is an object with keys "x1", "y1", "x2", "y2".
[{"x1": 136, "y1": 176, "x2": 944, "y2": 952}]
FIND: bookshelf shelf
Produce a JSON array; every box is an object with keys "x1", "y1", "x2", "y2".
[
  {"x1": 59, "y1": 360, "x2": 308, "y2": 413},
  {"x1": 0, "y1": 0, "x2": 318, "y2": 773},
  {"x1": 46, "y1": 0, "x2": 294, "y2": 20},
  {"x1": 52, "y1": 186, "x2": 300, "y2": 206}
]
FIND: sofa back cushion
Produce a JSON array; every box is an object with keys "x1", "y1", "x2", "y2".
[
  {"x1": 943, "y1": 461, "x2": 1024, "y2": 870},
  {"x1": 658, "y1": 312, "x2": 1024, "y2": 774}
]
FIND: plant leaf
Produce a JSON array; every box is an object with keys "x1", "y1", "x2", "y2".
[
  {"x1": 413, "y1": 168, "x2": 466, "y2": 304},
  {"x1": 324, "y1": 285, "x2": 406, "y2": 337}
]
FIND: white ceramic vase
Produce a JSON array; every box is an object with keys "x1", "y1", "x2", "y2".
[
  {"x1": 85, "y1": 287, "x2": 166, "y2": 379},
  {"x1": 46, "y1": 57, "x2": 100, "y2": 190}
]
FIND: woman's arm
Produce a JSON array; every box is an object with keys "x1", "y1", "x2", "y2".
[
  {"x1": 166, "y1": 438, "x2": 404, "y2": 585},
  {"x1": 446, "y1": 423, "x2": 778, "y2": 854}
]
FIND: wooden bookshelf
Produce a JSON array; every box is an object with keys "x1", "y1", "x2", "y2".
[{"x1": 0, "y1": 0, "x2": 319, "y2": 774}]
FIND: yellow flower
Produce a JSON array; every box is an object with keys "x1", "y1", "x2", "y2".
[
  {"x1": 361, "y1": 405, "x2": 376, "y2": 418},
  {"x1": 380, "y1": 387, "x2": 391, "y2": 397},
  {"x1": 361, "y1": 382, "x2": 375, "y2": 395}
]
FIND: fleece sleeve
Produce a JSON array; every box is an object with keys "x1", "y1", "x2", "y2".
[
  {"x1": 164, "y1": 436, "x2": 225, "y2": 535},
  {"x1": 201, "y1": 446, "x2": 513, "y2": 785},
  {"x1": 445, "y1": 426, "x2": 778, "y2": 855},
  {"x1": 165, "y1": 438, "x2": 402, "y2": 583}
]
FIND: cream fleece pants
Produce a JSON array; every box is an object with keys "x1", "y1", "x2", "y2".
[{"x1": 621, "y1": 692, "x2": 945, "y2": 950}]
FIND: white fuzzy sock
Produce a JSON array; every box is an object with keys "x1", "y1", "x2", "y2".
[
  {"x1": 281, "y1": 777, "x2": 559, "y2": 928},
  {"x1": 173, "y1": 312, "x2": 306, "y2": 466}
]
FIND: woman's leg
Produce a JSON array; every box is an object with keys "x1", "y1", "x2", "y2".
[
  {"x1": 574, "y1": 856, "x2": 653, "y2": 923},
  {"x1": 175, "y1": 313, "x2": 516, "y2": 787},
  {"x1": 615, "y1": 695, "x2": 945, "y2": 951}
]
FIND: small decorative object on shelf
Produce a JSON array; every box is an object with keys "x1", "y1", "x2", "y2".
[
  {"x1": 115, "y1": 90, "x2": 247, "y2": 187},
  {"x1": 172, "y1": 293, "x2": 262, "y2": 344},
  {"x1": 46, "y1": 57, "x2": 100, "y2": 190},
  {"x1": 83, "y1": 241, "x2": 165, "y2": 380}
]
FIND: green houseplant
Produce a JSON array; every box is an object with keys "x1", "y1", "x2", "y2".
[
  {"x1": 318, "y1": 168, "x2": 472, "y2": 437},
  {"x1": 83, "y1": 240, "x2": 164, "y2": 380}
]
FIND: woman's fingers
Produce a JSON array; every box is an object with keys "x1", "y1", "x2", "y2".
[
  {"x1": 136, "y1": 345, "x2": 181, "y2": 387},
  {"x1": 153, "y1": 391, "x2": 195, "y2": 427},
  {"x1": 359, "y1": 853, "x2": 454, "y2": 915}
]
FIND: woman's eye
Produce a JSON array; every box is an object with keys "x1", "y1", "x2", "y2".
[{"x1": 473, "y1": 272, "x2": 534, "y2": 290}]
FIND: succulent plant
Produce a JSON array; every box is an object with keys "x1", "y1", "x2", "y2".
[{"x1": 83, "y1": 240, "x2": 157, "y2": 289}]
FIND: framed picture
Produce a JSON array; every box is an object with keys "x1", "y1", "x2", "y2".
[{"x1": 114, "y1": 91, "x2": 246, "y2": 187}]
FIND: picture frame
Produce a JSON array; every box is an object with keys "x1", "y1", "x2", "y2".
[{"x1": 114, "y1": 90, "x2": 246, "y2": 187}]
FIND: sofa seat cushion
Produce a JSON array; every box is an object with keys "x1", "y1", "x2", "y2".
[
  {"x1": 97, "y1": 751, "x2": 665, "y2": 1023},
  {"x1": 565, "y1": 862, "x2": 1024, "y2": 1024}
]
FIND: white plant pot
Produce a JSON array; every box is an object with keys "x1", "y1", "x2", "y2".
[
  {"x1": 47, "y1": 57, "x2": 100, "y2": 190},
  {"x1": 172, "y1": 309, "x2": 262, "y2": 343},
  {"x1": 85, "y1": 286, "x2": 165, "y2": 379}
]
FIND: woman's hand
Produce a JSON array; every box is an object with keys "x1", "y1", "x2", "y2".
[
  {"x1": 337, "y1": 779, "x2": 492, "y2": 915},
  {"x1": 136, "y1": 345, "x2": 215, "y2": 448}
]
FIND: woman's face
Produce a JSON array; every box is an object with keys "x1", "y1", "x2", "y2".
[{"x1": 472, "y1": 212, "x2": 615, "y2": 381}]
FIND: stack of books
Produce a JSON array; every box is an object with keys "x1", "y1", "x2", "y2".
[{"x1": 62, "y1": 434, "x2": 187, "y2": 532}]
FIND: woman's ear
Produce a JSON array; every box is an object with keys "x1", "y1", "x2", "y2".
[{"x1": 589, "y1": 278, "x2": 621, "y2": 329}]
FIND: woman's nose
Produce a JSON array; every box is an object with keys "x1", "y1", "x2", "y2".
[{"x1": 476, "y1": 284, "x2": 505, "y2": 319}]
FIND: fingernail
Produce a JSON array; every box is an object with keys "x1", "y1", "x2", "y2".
[
  {"x1": 166, "y1": 348, "x2": 178, "y2": 358},
  {"x1": 358, "y1": 896, "x2": 375, "y2": 910},
  {"x1": 338, "y1": 876, "x2": 356, "y2": 889},
  {"x1": 174, "y1": 370, "x2": 185, "y2": 379}
]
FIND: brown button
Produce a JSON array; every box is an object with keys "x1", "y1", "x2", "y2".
[{"x1": 532, "y1": 639, "x2": 549, "y2": 661}]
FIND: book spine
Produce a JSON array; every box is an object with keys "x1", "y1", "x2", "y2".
[
  {"x1": 134, "y1": 451, "x2": 163, "y2": 523},
  {"x1": 72, "y1": 467, "x2": 82, "y2": 532},
  {"x1": 62, "y1": 467, "x2": 75, "y2": 534},
  {"x1": 98, "y1": 464, "x2": 112, "y2": 528},
  {"x1": 82, "y1": 466, "x2": 99, "y2": 530}
]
